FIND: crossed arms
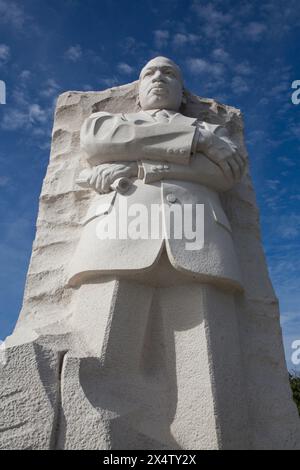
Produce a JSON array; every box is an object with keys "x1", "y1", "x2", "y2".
[{"x1": 79, "y1": 111, "x2": 247, "y2": 193}]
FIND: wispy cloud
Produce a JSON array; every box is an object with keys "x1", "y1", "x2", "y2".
[
  {"x1": 191, "y1": 1, "x2": 232, "y2": 38},
  {"x1": 244, "y1": 21, "x2": 267, "y2": 41},
  {"x1": 153, "y1": 29, "x2": 169, "y2": 49},
  {"x1": 99, "y1": 77, "x2": 120, "y2": 88},
  {"x1": 266, "y1": 179, "x2": 280, "y2": 190},
  {"x1": 19, "y1": 70, "x2": 31, "y2": 81},
  {"x1": 40, "y1": 78, "x2": 60, "y2": 98},
  {"x1": 192, "y1": 2, "x2": 232, "y2": 25},
  {"x1": 212, "y1": 47, "x2": 230, "y2": 62},
  {"x1": 278, "y1": 156, "x2": 296, "y2": 167},
  {"x1": 234, "y1": 61, "x2": 253, "y2": 76},
  {"x1": 117, "y1": 62, "x2": 135, "y2": 75},
  {"x1": 0, "y1": 0, "x2": 26, "y2": 29},
  {"x1": 1, "y1": 109, "x2": 28, "y2": 131},
  {"x1": 28, "y1": 104, "x2": 47, "y2": 124},
  {"x1": 231, "y1": 75, "x2": 249, "y2": 94},
  {"x1": 0, "y1": 43, "x2": 10, "y2": 65},
  {"x1": 64, "y1": 44, "x2": 83, "y2": 62},
  {"x1": 172, "y1": 33, "x2": 200, "y2": 47},
  {"x1": 120, "y1": 36, "x2": 147, "y2": 56},
  {"x1": 186, "y1": 57, "x2": 224, "y2": 77}
]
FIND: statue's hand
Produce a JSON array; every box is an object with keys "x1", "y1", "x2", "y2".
[
  {"x1": 88, "y1": 162, "x2": 138, "y2": 193},
  {"x1": 198, "y1": 133, "x2": 246, "y2": 182}
]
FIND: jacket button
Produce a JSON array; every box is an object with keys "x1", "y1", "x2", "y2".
[{"x1": 166, "y1": 193, "x2": 177, "y2": 203}]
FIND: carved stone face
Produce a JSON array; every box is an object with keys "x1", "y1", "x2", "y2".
[{"x1": 138, "y1": 57, "x2": 184, "y2": 111}]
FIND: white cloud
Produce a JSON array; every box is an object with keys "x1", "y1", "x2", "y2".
[
  {"x1": 19, "y1": 70, "x2": 31, "y2": 81},
  {"x1": 277, "y1": 215, "x2": 300, "y2": 240},
  {"x1": 117, "y1": 62, "x2": 134, "y2": 75},
  {"x1": 234, "y1": 62, "x2": 253, "y2": 76},
  {"x1": 193, "y1": 2, "x2": 232, "y2": 24},
  {"x1": 172, "y1": 33, "x2": 199, "y2": 47},
  {"x1": 29, "y1": 104, "x2": 47, "y2": 124},
  {"x1": 231, "y1": 75, "x2": 249, "y2": 94},
  {"x1": 266, "y1": 179, "x2": 280, "y2": 190},
  {"x1": 153, "y1": 30, "x2": 169, "y2": 49},
  {"x1": 64, "y1": 44, "x2": 82, "y2": 62},
  {"x1": 278, "y1": 225, "x2": 299, "y2": 240},
  {"x1": 186, "y1": 57, "x2": 224, "y2": 78},
  {"x1": 1, "y1": 109, "x2": 27, "y2": 130},
  {"x1": 246, "y1": 129, "x2": 266, "y2": 145},
  {"x1": 0, "y1": 0, "x2": 26, "y2": 29},
  {"x1": 12, "y1": 88, "x2": 29, "y2": 106},
  {"x1": 212, "y1": 48, "x2": 229, "y2": 62},
  {"x1": 1, "y1": 92, "x2": 51, "y2": 133},
  {"x1": 278, "y1": 156, "x2": 296, "y2": 167},
  {"x1": 0, "y1": 44, "x2": 10, "y2": 65},
  {"x1": 99, "y1": 77, "x2": 119, "y2": 88},
  {"x1": 192, "y1": 2, "x2": 232, "y2": 38},
  {"x1": 244, "y1": 22, "x2": 267, "y2": 41},
  {"x1": 121, "y1": 36, "x2": 146, "y2": 55},
  {"x1": 40, "y1": 78, "x2": 60, "y2": 98}
]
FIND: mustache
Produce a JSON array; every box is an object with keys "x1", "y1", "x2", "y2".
[{"x1": 148, "y1": 81, "x2": 168, "y2": 93}]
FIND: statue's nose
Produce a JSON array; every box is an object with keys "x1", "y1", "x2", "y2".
[{"x1": 152, "y1": 70, "x2": 164, "y2": 81}]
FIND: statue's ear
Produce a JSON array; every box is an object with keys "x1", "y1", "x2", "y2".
[
  {"x1": 135, "y1": 83, "x2": 141, "y2": 109},
  {"x1": 182, "y1": 88, "x2": 188, "y2": 105},
  {"x1": 135, "y1": 95, "x2": 141, "y2": 109}
]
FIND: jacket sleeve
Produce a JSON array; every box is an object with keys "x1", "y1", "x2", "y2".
[
  {"x1": 140, "y1": 154, "x2": 237, "y2": 192},
  {"x1": 80, "y1": 111, "x2": 197, "y2": 166},
  {"x1": 140, "y1": 123, "x2": 244, "y2": 192}
]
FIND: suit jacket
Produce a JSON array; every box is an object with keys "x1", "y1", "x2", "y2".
[{"x1": 68, "y1": 110, "x2": 243, "y2": 291}]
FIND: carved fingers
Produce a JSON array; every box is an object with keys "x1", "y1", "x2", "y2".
[
  {"x1": 204, "y1": 135, "x2": 247, "y2": 184},
  {"x1": 88, "y1": 162, "x2": 137, "y2": 193},
  {"x1": 218, "y1": 152, "x2": 247, "y2": 184}
]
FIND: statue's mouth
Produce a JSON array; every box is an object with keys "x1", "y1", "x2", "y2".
[{"x1": 149, "y1": 84, "x2": 167, "y2": 93}]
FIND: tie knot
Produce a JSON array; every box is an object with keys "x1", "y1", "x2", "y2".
[{"x1": 155, "y1": 110, "x2": 170, "y2": 123}]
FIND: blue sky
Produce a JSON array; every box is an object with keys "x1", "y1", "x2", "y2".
[{"x1": 0, "y1": 0, "x2": 299, "y2": 371}]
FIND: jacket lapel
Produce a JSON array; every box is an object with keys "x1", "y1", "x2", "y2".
[
  {"x1": 124, "y1": 110, "x2": 198, "y2": 126},
  {"x1": 170, "y1": 112, "x2": 198, "y2": 126}
]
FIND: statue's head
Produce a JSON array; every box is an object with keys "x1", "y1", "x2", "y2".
[{"x1": 138, "y1": 56, "x2": 186, "y2": 111}]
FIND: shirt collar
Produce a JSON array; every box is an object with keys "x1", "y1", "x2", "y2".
[{"x1": 145, "y1": 108, "x2": 177, "y2": 118}]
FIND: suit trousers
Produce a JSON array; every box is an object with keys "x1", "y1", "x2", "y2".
[{"x1": 61, "y1": 249, "x2": 248, "y2": 449}]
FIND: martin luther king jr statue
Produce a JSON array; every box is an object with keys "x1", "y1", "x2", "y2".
[{"x1": 1, "y1": 57, "x2": 299, "y2": 450}]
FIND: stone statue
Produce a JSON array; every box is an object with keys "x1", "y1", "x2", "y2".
[
  {"x1": 0, "y1": 57, "x2": 299, "y2": 450},
  {"x1": 68, "y1": 56, "x2": 245, "y2": 291}
]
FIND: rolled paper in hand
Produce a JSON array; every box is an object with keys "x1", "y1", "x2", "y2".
[
  {"x1": 76, "y1": 168, "x2": 131, "y2": 193},
  {"x1": 110, "y1": 177, "x2": 131, "y2": 193}
]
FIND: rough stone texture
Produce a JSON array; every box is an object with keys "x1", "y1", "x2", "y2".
[{"x1": 0, "y1": 82, "x2": 299, "y2": 449}]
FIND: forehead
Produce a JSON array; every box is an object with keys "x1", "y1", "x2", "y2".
[{"x1": 140, "y1": 59, "x2": 182, "y2": 80}]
